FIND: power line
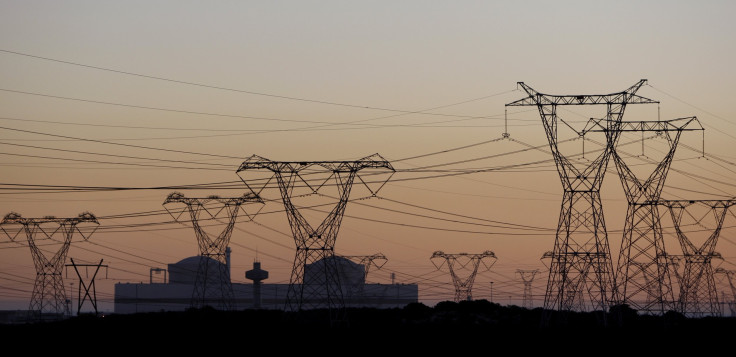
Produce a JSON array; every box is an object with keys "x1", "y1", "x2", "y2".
[{"x1": 0, "y1": 48, "x2": 519, "y2": 120}]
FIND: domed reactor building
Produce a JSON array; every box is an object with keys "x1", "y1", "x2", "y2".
[{"x1": 114, "y1": 249, "x2": 418, "y2": 313}]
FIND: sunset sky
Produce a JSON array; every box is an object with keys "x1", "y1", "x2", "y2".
[{"x1": 1, "y1": 1, "x2": 735, "y2": 312}]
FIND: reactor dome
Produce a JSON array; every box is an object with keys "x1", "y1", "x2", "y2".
[
  {"x1": 304, "y1": 255, "x2": 365, "y2": 288},
  {"x1": 167, "y1": 256, "x2": 229, "y2": 284}
]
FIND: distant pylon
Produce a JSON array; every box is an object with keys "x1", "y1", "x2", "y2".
[
  {"x1": 163, "y1": 192, "x2": 263, "y2": 311},
  {"x1": 506, "y1": 80, "x2": 658, "y2": 326},
  {"x1": 340, "y1": 253, "x2": 387, "y2": 299},
  {"x1": 237, "y1": 154, "x2": 394, "y2": 325},
  {"x1": 0, "y1": 212, "x2": 98, "y2": 321},
  {"x1": 517, "y1": 269, "x2": 540, "y2": 309},
  {"x1": 341, "y1": 253, "x2": 387, "y2": 282},
  {"x1": 584, "y1": 117, "x2": 703, "y2": 314},
  {"x1": 659, "y1": 198, "x2": 736, "y2": 317},
  {"x1": 431, "y1": 251, "x2": 497, "y2": 302},
  {"x1": 715, "y1": 268, "x2": 736, "y2": 317}
]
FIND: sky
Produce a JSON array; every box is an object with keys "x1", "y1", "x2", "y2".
[{"x1": 1, "y1": 1, "x2": 736, "y2": 313}]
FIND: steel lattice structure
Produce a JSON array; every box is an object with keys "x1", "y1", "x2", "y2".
[
  {"x1": 341, "y1": 253, "x2": 387, "y2": 282},
  {"x1": 584, "y1": 117, "x2": 703, "y2": 314},
  {"x1": 517, "y1": 269, "x2": 540, "y2": 309},
  {"x1": 506, "y1": 80, "x2": 658, "y2": 322},
  {"x1": 431, "y1": 251, "x2": 497, "y2": 302},
  {"x1": 339, "y1": 253, "x2": 387, "y2": 303},
  {"x1": 236, "y1": 153, "x2": 394, "y2": 320},
  {"x1": 163, "y1": 192, "x2": 263, "y2": 310},
  {"x1": 659, "y1": 199, "x2": 736, "y2": 317},
  {"x1": 715, "y1": 268, "x2": 736, "y2": 316},
  {"x1": 66, "y1": 258, "x2": 107, "y2": 316},
  {"x1": 0, "y1": 212, "x2": 98, "y2": 321}
]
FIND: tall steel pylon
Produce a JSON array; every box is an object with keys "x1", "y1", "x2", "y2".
[
  {"x1": 0, "y1": 212, "x2": 98, "y2": 321},
  {"x1": 659, "y1": 199, "x2": 736, "y2": 317},
  {"x1": 236, "y1": 154, "x2": 394, "y2": 321},
  {"x1": 715, "y1": 268, "x2": 736, "y2": 316},
  {"x1": 517, "y1": 269, "x2": 540, "y2": 309},
  {"x1": 506, "y1": 80, "x2": 658, "y2": 322},
  {"x1": 584, "y1": 117, "x2": 703, "y2": 314},
  {"x1": 163, "y1": 192, "x2": 263, "y2": 310},
  {"x1": 431, "y1": 251, "x2": 497, "y2": 302}
]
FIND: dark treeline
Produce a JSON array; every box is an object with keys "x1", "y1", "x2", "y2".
[{"x1": 2, "y1": 300, "x2": 734, "y2": 353}]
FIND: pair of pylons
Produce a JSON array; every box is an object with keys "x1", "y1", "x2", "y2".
[
  {"x1": 507, "y1": 80, "x2": 732, "y2": 325},
  {"x1": 0, "y1": 212, "x2": 103, "y2": 321},
  {"x1": 163, "y1": 153, "x2": 395, "y2": 325}
]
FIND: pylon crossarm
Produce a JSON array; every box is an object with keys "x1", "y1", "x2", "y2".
[
  {"x1": 517, "y1": 269, "x2": 541, "y2": 283},
  {"x1": 583, "y1": 117, "x2": 703, "y2": 135},
  {"x1": 507, "y1": 80, "x2": 657, "y2": 107},
  {"x1": 660, "y1": 199, "x2": 736, "y2": 255}
]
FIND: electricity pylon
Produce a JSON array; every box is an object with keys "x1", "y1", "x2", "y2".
[
  {"x1": 517, "y1": 269, "x2": 540, "y2": 309},
  {"x1": 506, "y1": 80, "x2": 658, "y2": 324},
  {"x1": 715, "y1": 268, "x2": 736, "y2": 316},
  {"x1": 659, "y1": 199, "x2": 736, "y2": 317},
  {"x1": 0, "y1": 212, "x2": 98, "y2": 321},
  {"x1": 236, "y1": 153, "x2": 394, "y2": 322},
  {"x1": 664, "y1": 253, "x2": 685, "y2": 304},
  {"x1": 163, "y1": 192, "x2": 263, "y2": 311},
  {"x1": 65, "y1": 258, "x2": 107, "y2": 316},
  {"x1": 340, "y1": 253, "x2": 387, "y2": 305},
  {"x1": 431, "y1": 251, "x2": 497, "y2": 302},
  {"x1": 584, "y1": 117, "x2": 703, "y2": 314},
  {"x1": 341, "y1": 253, "x2": 387, "y2": 283}
]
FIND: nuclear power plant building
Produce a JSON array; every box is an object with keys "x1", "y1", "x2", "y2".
[{"x1": 114, "y1": 254, "x2": 418, "y2": 314}]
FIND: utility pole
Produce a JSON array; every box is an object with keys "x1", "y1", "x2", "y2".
[
  {"x1": 506, "y1": 80, "x2": 657, "y2": 326},
  {"x1": 431, "y1": 251, "x2": 497, "y2": 302},
  {"x1": 237, "y1": 153, "x2": 394, "y2": 325},
  {"x1": 163, "y1": 192, "x2": 263, "y2": 311},
  {"x1": 0, "y1": 212, "x2": 98, "y2": 321}
]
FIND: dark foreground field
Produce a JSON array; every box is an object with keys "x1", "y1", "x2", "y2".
[{"x1": 2, "y1": 300, "x2": 734, "y2": 353}]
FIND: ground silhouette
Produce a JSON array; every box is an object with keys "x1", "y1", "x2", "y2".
[{"x1": 2, "y1": 299, "x2": 733, "y2": 353}]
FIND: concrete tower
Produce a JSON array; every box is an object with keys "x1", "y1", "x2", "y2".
[{"x1": 245, "y1": 261, "x2": 269, "y2": 309}]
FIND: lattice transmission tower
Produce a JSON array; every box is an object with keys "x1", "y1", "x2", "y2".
[
  {"x1": 342, "y1": 253, "x2": 387, "y2": 283},
  {"x1": 236, "y1": 154, "x2": 394, "y2": 321},
  {"x1": 163, "y1": 192, "x2": 263, "y2": 310},
  {"x1": 584, "y1": 117, "x2": 703, "y2": 314},
  {"x1": 659, "y1": 199, "x2": 736, "y2": 317},
  {"x1": 506, "y1": 80, "x2": 658, "y2": 322},
  {"x1": 517, "y1": 269, "x2": 540, "y2": 309},
  {"x1": 715, "y1": 268, "x2": 736, "y2": 316},
  {"x1": 0, "y1": 212, "x2": 98, "y2": 321},
  {"x1": 339, "y1": 253, "x2": 387, "y2": 304},
  {"x1": 431, "y1": 251, "x2": 497, "y2": 302}
]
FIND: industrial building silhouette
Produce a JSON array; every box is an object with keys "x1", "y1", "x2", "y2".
[{"x1": 114, "y1": 250, "x2": 418, "y2": 313}]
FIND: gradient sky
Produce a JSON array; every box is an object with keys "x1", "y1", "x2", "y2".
[{"x1": 1, "y1": 1, "x2": 735, "y2": 312}]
